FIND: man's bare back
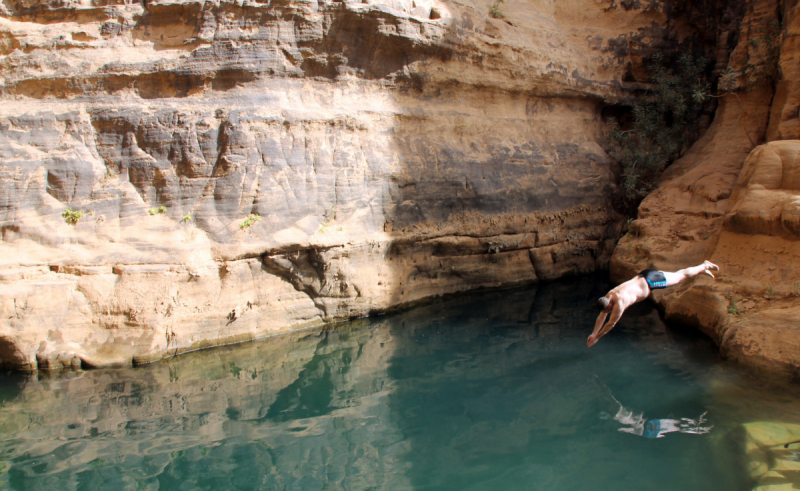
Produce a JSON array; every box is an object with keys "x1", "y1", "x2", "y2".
[{"x1": 587, "y1": 261, "x2": 719, "y2": 348}]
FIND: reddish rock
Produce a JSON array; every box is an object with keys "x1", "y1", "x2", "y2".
[{"x1": 611, "y1": 0, "x2": 800, "y2": 377}]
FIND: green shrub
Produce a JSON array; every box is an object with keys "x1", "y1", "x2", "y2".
[
  {"x1": 148, "y1": 206, "x2": 167, "y2": 215},
  {"x1": 318, "y1": 204, "x2": 337, "y2": 234},
  {"x1": 717, "y1": 68, "x2": 739, "y2": 94},
  {"x1": 181, "y1": 213, "x2": 192, "y2": 223},
  {"x1": 727, "y1": 300, "x2": 740, "y2": 315},
  {"x1": 62, "y1": 208, "x2": 85, "y2": 225},
  {"x1": 606, "y1": 53, "x2": 710, "y2": 208},
  {"x1": 489, "y1": 0, "x2": 504, "y2": 18},
  {"x1": 240, "y1": 214, "x2": 261, "y2": 229},
  {"x1": 742, "y1": 21, "x2": 782, "y2": 87}
]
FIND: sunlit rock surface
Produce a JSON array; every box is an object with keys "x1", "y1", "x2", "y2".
[
  {"x1": 743, "y1": 422, "x2": 800, "y2": 490},
  {"x1": 0, "y1": 0, "x2": 739, "y2": 368},
  {"x1": 611, "y1": 0, "x2": 800, "y2": 377}
]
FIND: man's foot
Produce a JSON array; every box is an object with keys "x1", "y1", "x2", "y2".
[{"x1": 703, "y1": 260, "x2": 719, "y2": 278}]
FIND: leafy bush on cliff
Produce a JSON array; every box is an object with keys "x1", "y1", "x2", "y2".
[
  {"x1": 241, "y1": 214, "x2": 261, "y2": 229},
  {"x1": 742, "y1": 21, "x2": 781, "y2": 87},
  {"x1": 62, "y1": 208, "x2": 85, "y2": 225},
  {"x1": 607, "y1": 53, "x2": 710, "y2": 207}
]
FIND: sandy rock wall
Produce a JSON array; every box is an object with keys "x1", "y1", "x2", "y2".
[
  {"x1": 0, "y1": 0, "x2": 733, "y2": 369},
  {"x1": 611, "y1": 0, "x2": 800, "y2": 377}
]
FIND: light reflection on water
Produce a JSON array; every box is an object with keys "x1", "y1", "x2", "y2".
[{"x1": 1, "y1": 276, "x2": 800, "y2": 490}]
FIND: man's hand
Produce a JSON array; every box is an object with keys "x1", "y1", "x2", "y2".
[
  {"x1": 703, "y1": 260, "x2": 719, "y2": 278},
  {"x1": 587, "y1": 334, "x2": 599, "y2": 348}
]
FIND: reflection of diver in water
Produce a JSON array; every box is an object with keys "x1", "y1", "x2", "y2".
[
  {"x1": 609, "y1": 405, "x2": 711, "y2": 439},
  {"x1": 593, "y1": 376, "x2": 713, "y2": 439}
]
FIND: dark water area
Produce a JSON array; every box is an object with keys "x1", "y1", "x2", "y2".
[{"x1": 1, "y1": 276, "x2": 800, "y2": 490}]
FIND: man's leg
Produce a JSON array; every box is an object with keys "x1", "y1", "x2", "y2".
[
  {"x1": 663, "y1": 260, "x2": 719, "y2": 287},
  {"x1": 662, "y1": 270, "x2": 687, "y2": 287}
]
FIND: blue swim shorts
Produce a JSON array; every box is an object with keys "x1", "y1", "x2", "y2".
[{"x1": 638, "y1": 269, "x2": 667, "y2": 290}]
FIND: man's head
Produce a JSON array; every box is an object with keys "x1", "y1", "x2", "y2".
[{"x1": 596, "y1": 296, "x2": 611, "y2": 312}]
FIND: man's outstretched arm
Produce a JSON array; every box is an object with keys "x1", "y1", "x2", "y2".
[
  {"x1": 590, "y1": 311, "x2": 609, "y2": 337},
  {"x1": 663, "y1": 260, "x2": 719, "y2": 287},
  {"x1": 598, "y1": 306, "x2": 623, "y2": 338},
  {"x1": 588, "y1": 304, "x2": 623, "y2": 347}
]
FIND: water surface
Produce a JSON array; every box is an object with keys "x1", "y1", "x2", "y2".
[{"x1": 1, "y1": 276, "x2": 800, "y2": 490}]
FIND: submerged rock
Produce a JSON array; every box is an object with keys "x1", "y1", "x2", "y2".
[{"x1": 743, "y1": 421, "x2": 800, "y2": 490}]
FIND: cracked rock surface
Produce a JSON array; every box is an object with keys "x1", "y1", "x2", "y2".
[{"x1": 0, "y1": 0, "x2": 737, "y2": 368}]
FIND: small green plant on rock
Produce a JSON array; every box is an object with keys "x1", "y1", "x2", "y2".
[
  {"x1": 742, "y1": 21, "x2": 782, "y2": 87},
  {"x1": 727, "y1": 300, "x2": 741, "y2": 315},
  {"x1": 489, "y1": 0, "x2": 504, "y2": 18},
  {"x1": 318, "y1": 204, "x2": 337, "y2": 234},
  {"x1": 62, "y1": 208, "x2": 85, "y2": 225},
  {"x1": 717, "y1": 68, "x2": 739, "y2": 94},
  {"x1": 149, "y1": 206, "x2": 167, "y2": 215},
  {"x1": 241, "y1": 214, "x2": 261, "y2": 229},
  {"x1": 764, "y1": 283, "x2": 775, "y2": 299},
  {"x1": 181, "y1": 213, "x2": 192, "y2": 223}
]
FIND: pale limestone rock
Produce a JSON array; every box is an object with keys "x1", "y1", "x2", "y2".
[{"x1": 0, "y1": 0, "x2": 744, "y2": 368}]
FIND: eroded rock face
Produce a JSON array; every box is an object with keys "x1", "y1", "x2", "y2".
[
  {"x1": 611, "y1": 0, "x2": 800, "y2": 377},
  {"x1": 0, "y1": 0, "x2": 736, "y2": 369},
  {"x1": 615, "y1": 140, "x2": 800, "y2": 376}
]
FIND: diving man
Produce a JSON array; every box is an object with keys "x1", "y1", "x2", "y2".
[{"x1": 587, "y1": 261, "x2": 719, "y2": 347}]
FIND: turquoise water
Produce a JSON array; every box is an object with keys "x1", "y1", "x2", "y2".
[{"x1": 1, "y1": 276, "x2": 800, "y2": 490}]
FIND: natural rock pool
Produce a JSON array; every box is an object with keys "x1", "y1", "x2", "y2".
[{"x1": 1, "y1": 276, "x2": 800, "y2": 490}]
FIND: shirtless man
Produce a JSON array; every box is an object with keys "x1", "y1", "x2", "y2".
[{"x1": 587, "y1": 260, "x2": 719, "y2": 347}]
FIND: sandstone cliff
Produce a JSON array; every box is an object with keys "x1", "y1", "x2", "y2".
[
  {"x1": 611, "y1": 0, "x2": 800, "y2": 377},
  {"x1": 0, "y1": 0, "x2": 737, "y2": 369}
]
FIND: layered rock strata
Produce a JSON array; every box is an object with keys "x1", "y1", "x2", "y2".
[
  {"x1": 0, "y1": 0, "x2": 735, "y2": 368},
  {"x1": 612, "y1": 0, "x2": 800, "y2": 377}
]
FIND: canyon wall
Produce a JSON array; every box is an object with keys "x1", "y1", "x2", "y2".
[
  {"x1": 0, "y1": 0, "x2": 735, "y2": 369},
  {"x1": 611, "y1": 0, "x2": 800, "y2": 377}
]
